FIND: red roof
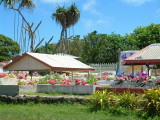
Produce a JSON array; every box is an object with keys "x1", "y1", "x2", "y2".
[{"x1": 0, "y1": 62, "x2": 7, "y2": 66}]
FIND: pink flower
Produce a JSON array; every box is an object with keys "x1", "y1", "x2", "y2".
[
  {"x1": 75, "y1": 79, "x2": 82, "y2": 85},
  {"x1": 49, "y1": 79, "x2": 57, "y2": 84},
  {"x1": 0, "y1": 73, "x2": 7, "y2": 78},
  {"x1": 61, "y1": 78, "x2": 72, "y2": 85},
  {"x1": 96, "y1": 75, "x2": 102, "y2": 80},
  {"x1": 92, "y1": 82, "x2": 98, "y2": 85},
  {"x1": 103, "y1": 75, "x2": 108, "y2": 80},
  {"x1": 117, "y1": 77, "x2": 125, "y2": 82},
  {"x1": 84, "y1": 74, "x2": 88, "y2": 78},
  {"x1": 156, "y1": 79, "x2": 160, "y2": 84},
  {"x1": 141, "y1": 81, "x2": 148, "y2": 85},
  {"x1": 81, "y1": 81, "x2": 87, "y2": 85},
  {"x1": 28, "y1": 81, "x2": 34, "y2": 85},
  {"x1": 17, "y1": 73, "x2": 25, "y2": 79}
]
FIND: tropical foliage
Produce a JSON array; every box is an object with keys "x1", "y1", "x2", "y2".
[{"x1": 0, "y1": 34, "x2": 20, "y2": 61}]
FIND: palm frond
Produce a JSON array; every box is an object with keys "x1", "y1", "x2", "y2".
[
  {"x1": 51, "y1": 3, "x2": 80, "y2": 28},
  {"x1": 19, "y1": 0, "x2": 35, "y2": 10}
]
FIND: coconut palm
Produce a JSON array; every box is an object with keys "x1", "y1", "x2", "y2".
[{"x1": 52, "y1": 3, "x2": 80, "y2": 54}]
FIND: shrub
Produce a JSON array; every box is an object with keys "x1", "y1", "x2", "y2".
[
  {"x1": 90, "y1": 90, "x2": 117, "y2": 111},
  {"x1": 87, "y1": 75, "x2": 98, "y2": 85},
  {"x1": 118, "y1": 92, "x2": 141, "y2": 109},
  {"x1": 143, "y1": 87, "x2": 160, "y2": 116}
]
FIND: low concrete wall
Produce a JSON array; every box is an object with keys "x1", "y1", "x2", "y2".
[
  {"x1": 37, "y1": 85, "x2": 97, "y2": 94},
  {"x1": 19, "y1": 85, "x2": 37, "y2": 93},
  {"x1": 0, "y1": 85, "x2": 97, "y2": 96},
  {"x1": 0, "y1": 78, "x2": 18, "y2": 85},
  {"x1": 0, "y1": 85, "x2": 19, "y2": 96}
]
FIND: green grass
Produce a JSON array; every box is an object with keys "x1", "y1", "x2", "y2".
[{"x1": 0, "y1": 103, "x2": 144, "y2": 120}]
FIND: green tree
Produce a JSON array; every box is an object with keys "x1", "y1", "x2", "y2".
[
  {"x1": 68, "y1": 35, "x2": 83, "y2": 57},
  {"x1": 81, "y1": 31, "x2": 138, "y2": 63},
  {"x1": 125, "y1": 23, "x2": 160, "y2": 49},
  {"x1": 35, "y1": 43, "x2": 57, "y2": 54},
  {"x1": 0, "y1": 34, "x2": 20, "y2": 62}
]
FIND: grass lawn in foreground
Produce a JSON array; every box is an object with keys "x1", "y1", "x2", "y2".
[{"x1": 0, "y1": 103, "x2": 143, "y2": 120}]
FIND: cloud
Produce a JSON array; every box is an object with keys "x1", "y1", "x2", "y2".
[
  {"x1": 123, "y1": 0, "x2": 153, "y2": 6},
  {"x1": 82, "y1": 0, "x2": 100, "y2": 15},
  {"x1": 82, "y1": 18, "x2": 111, "y2": 28},
  {"x1": 40, "y1": 0, "x2": 71, "y2": 4}
]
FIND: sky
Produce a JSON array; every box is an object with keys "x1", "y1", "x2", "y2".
[{"x1": 0, "y1": 0, "x2": 160, "y2": 52}]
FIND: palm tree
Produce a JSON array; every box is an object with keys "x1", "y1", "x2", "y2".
[
  {"x1": 52, "y1": 3, "x2": 80, "y2": 54},
  {"x1": 0, "y1": 0, "x2": 41, "y2": 52}
]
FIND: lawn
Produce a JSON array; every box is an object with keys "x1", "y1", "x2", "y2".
[{"x1": 0, "y1": 103, "x2": 143, "y2": 120}]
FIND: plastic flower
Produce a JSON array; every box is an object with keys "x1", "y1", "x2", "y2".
[
  {"x1": 81, "y1": 81, "x2": 87, "y2": 85},
  {"x1": 92, "y1": 82, "x2": 98, "y2": 85},
  {"x1": 49, "y1": 79, "x2": 57, "y2": 85},
  {"x1": 103, "y1": 75, "x2": 108, "y2": 80},
  {"x1": 28, "y1": 81, "x2": 34, "y2": 85},
  {"x1": 75, "y1": 78, "x2": 82, "y2": 85},
  {"x1": 0, "y1": 73, "x2": 7, "y2": 78},
  {"x1": 17, "y1": 73, "x2": 25, "y2": 79},
  {"x1": 60, "y1": 78, "x2": 72, "y2": 85},
  {"x1": 117, "y1": 77, "x2": 125, "y2": 82},
  {"x1": 141, "y1": 81, "x2": 148, "y2": 86},
  {"x1": 156, "y1": 79, "x2": 160, "y2": 85},
  {"x1": 96, "y1": 75, "x2": 102, "y2": 80}
]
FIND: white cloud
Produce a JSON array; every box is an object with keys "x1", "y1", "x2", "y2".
[
  {"x1": 83, "y1": 0, "x2": 96, "y2": 10},
  {"x1": 82, "y1": 19, "x2": 94, "y2": 28},
  {"x1": 40, "y1": 0, "x2": 71, "y2": 4},
  {"x1": 123, "y1": 0, "x2": 153, "y2": 6},
  {"x1": 82, "y1": 0, "x2": 100, "y2": 15},
  {"x1": 82, "y1": 18, "x2": 111, "y2": 29}
]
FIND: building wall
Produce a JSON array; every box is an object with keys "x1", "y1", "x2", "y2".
[{"x1": 8, "y1": 56, "x2": 50, "y2": 71}]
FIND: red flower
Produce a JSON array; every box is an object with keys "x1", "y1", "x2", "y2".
[
  {"x1": 61, "y1": 78, "x2": 72, "y2": 85},
  {"x1": 103, "y1": 75, "x2": 108, "y2": 80},
  {"x1": 92, "y1": 82, "x2": 98, "y2": 85},
  {"x1": 75, "y1": 79, "x2": 82, "y2": 85},
  {"x1": 28, "y1": 81, "x2": 34, "y2": 85},
  {"x1": 0, "y1": 73, "x2": 7, "y2": 78},
  {"x1": 81, "y1": 81, "x2": 87, "y2": 85},
  {"x1": 49, "y1": 79, "x2": 57, "y2": 84}
]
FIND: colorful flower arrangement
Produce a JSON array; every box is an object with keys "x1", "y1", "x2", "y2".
[
  {"x1": 155, "y1": 79, "x2": 160, "y2": 85},
  {"x1": 75, "y1": 78, "x2": 87, "y2": 85},
  {"x1": 0, "y1": 73, "x2": 7, "y2": 78},
  {"x1": 60, "y1": 78, "x2": 72, "y2": 85},
  {"x1": 17, "y1": 73, "x2": 26, "y2": 79},
  {"x1": 92, "y1": 82, "x2": 98, "y2": 85},
  {"x1": 48, "y1": 79, "x2": 57, "y2": 85},
  {"x1": 140, "y1": 80, "x2": 148, "y2": 86},
  {"x1": 116, "y1": 75, "x2": 128, "y2": 82}
]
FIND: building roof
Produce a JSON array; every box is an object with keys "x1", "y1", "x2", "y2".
[
  {"x1": 0, "y1": 62, "x2": 7, "y2": 67},
  {"x1": 122, "y1": 43, "x2": 160, "y2": 65},
  {"x1": 4, "y1": 52, "x2": 94, "y2": 71},
  {"x1": 54, "y1": 53, "x2": 80, "y2": 59}
]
